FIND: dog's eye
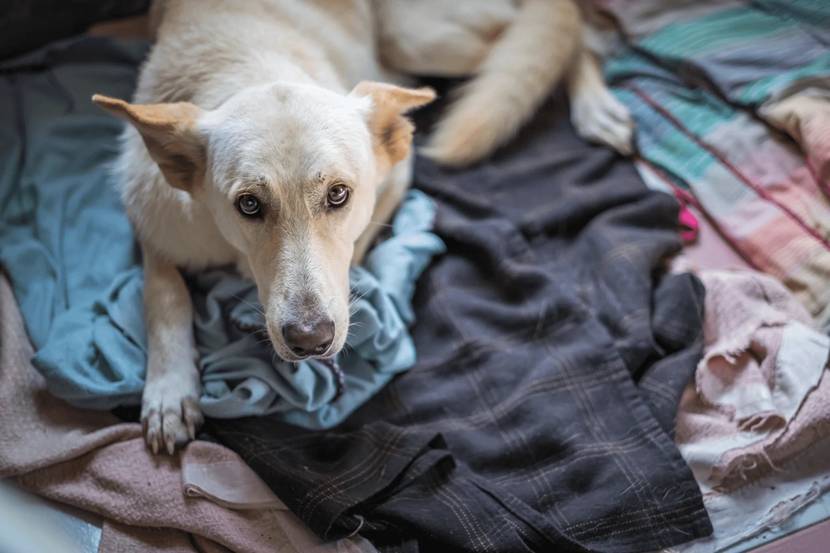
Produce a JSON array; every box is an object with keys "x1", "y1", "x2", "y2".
[
  {"x1": 236, "y1": 194, "x2": 262, "y2": 217},
  {"x1": 327, "y1": 184, "x2": 350, "y2": 208}
]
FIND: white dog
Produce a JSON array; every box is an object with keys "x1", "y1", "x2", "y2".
[
  {"x1": 93, "y1": 0, "x2": 632, "y2": 453},
  {"x1": 375, "y1": 0, "x2": 634, "y2": 165}
]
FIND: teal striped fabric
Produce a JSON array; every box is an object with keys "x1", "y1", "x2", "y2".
[{"x1": 602, "y1": 0, "x2": 830, "y2": 326}]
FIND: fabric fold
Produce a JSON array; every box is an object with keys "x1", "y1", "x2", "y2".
[{"x1": 674, "y1": 269, "x2": 830, "y2": 552}]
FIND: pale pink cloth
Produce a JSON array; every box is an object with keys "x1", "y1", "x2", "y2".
[
  {"x1": 677, "y1": 270, "x2": 830, "y2": 489},
  {"x1": 673, "y1": 269, "x2": 830, "y2": 551},
  {"x1": 0, "y1": 274, "x2": 375, "y2": 553},
  {"x1": 182, "y1": 457, "x2": 286, "y2": 510},
  {"x1": 678, "y1": 204, "x2": 753, "y2": 272}
]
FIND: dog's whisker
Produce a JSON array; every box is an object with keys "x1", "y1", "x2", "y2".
[
  {"x1": 352, "y1": 287, "x2": 369, "y2": 298},
  {"x1": 348, "y1": 289, "x2": 369, "y2": 305},
  {"x1": 231, "y1": 293, "x2": 266, "y2": 316},
  {"x1": 366, "y1": 221, "x2": 393, "y2": 229}
]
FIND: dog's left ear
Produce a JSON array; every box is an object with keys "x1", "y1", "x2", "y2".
[
  {"x1": 350, "y1": 82, "x2": 436, "y2": 165},
  {"x1": 92, "y1": 94, "x2": 205, "y2": 192}
]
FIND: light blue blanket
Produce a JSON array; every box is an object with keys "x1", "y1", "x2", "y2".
[{"x1": 0, "y1": 37, "x2": 444, "y2": 429}]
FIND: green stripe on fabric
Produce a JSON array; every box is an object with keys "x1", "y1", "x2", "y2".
[
  {"x1": 639, "y1": 6, "x2": 798, "y2": 59},
  {"x1": 613, "y1": 87, "x2": 717, "y2": 183},
  {"x1": 738, "y1": 52, "x2": 830, "y2": 103}
]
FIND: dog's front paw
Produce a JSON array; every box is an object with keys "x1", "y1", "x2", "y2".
[
  {"x1": 141, "y1": 371, "x2": 203, "y2": 455},
  {"x1": 571, "y1": 88, "x2": 635, "y2": 156}
]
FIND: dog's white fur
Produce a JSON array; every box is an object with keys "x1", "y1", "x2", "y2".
[
  {"x1": 95, "y1": 0, "x2": 435, "y2": 454},
  {"x1": 93, "y1": 0, "x2": 632, "y2": 453},
  {"x1": 376, "y1": 0, "x2": 634, "y2": 165}
]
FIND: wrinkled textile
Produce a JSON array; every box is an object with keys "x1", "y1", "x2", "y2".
[
  {"x1": 673, "y1": 270, "x2": 830, "y2": 552},
  {"x1": 604, "y1": 0, "x2": 830, "y2": 106},
  {"x1": 601, "y1": 0, "x2": 830, "y2": 327},
  {"x1": 0, "y1": 36, "x2": 444, "y2": 428},
  {"x1": 0, "y1": 0, "x2": 150, "y2": 60},
  {"x1": 1, "y1": 274, "x2": 379, "y2": 553},
  {"x1": 194, "y1": 190, "x2": 445, "y2": 427},
  {"x1": 208, "y1": 95, "x2": 712, "y2": 553},
  {"x1": 0, "y1": 273, "x2": 376, "y2": 553}
]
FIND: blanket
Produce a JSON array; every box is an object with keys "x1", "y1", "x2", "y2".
[
  {"x1": 0, "y1": 36, "x2": 444, "y2": 429},
  {"x1": 601, "y1": 0, "x2": 830, "y2": 328},
  {"x1": 207, "y1": 92, "x2": 712, "y2": 552}
]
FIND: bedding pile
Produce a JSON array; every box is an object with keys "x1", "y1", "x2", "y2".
[
  {"x1": 0, "y1": 35, "x2": 715, "y2": 552},
  {"x1": 0, "y1": 273, "x2": 375, "y2": 553},
  {"x1": 672, "y1": 269, "x2": 830, "y2": 552},
  {"x1": 597, "y1": 0, "x2": 830, "y2": 549},
  {"x1": 3, "y1": 3, "x2": 830, "y2": 550}
]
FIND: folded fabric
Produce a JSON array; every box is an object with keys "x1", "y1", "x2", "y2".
[
  {"x1": 0, "y1": 36, "x2": 444, "y2": 429},
  {"x1": 207, "y1": 93, "x2": 712, "y2": 553},
  {"x1": 672, "y1": 269, "x2": 830, "y2": 552},
  {"x1": 762, "y1": 90, "x2": 830, "y2": 187},
  {"x1": 0, "y1": 273, "x2": 375, "y2": 553}
]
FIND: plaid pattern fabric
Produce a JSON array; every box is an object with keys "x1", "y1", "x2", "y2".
[
  {"x1": 602, "y1": 0, "x2": 830, "y2": 327},
  {"x1": 207, "y1": 95, "x2": 712, "y2": 553}
]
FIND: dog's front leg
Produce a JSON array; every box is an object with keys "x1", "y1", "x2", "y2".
[{"x1": 141, "y1": 246, "x2": 203, "y2": 454}]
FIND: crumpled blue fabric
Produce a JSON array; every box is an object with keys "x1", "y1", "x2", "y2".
[
  {"x1": 192, "y1": 191, "x2": 445, "y2": 428},
  {"x1": 0, "y1": 36, "x2": 445, "y2": 429},
  {"x1": 32, "y1": 188, "x2": 443, "y2": 429}
]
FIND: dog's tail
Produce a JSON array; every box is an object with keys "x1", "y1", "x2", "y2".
[{"x1": 423, "y1": 0, "x2": 581, "y2": 167}]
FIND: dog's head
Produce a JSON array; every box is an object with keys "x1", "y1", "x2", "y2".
[{"x1": 93, "y1": 81, "x2": 434, "y2": 361}]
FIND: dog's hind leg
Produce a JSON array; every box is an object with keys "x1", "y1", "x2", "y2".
[
  {"x1": 140, "y1": 246, "x2": 203, "y2": 455},
  {"x1": 567, "y1": 48, "x2": 634, "y2": 155}
]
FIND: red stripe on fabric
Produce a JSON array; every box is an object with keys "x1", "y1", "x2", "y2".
[
  {"x1": 637, "y1": 157, "x2": 761, "y2": 270},
  {"x1": 626, "y1": 83, "x2": 830, "y2": 252},
  {"x1": 678, "y1": 207, "x2": 699, "y2": 244}
]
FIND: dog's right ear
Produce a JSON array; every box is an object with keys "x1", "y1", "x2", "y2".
[
  {"x1": 92, "y1": 94, "x2": 205, "y2": 192},
  {"x1": 350, "y1": 82, "x2": 436, "y2": 167}
]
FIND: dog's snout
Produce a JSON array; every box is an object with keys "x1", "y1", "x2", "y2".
[{"x1": 282, "y1": 318, "x2": 334, "y2": 357}]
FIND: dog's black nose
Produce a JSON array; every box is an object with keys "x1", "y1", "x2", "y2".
[{"x1": 282, "y1": 318, "x2": 334, "y2": 357}]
